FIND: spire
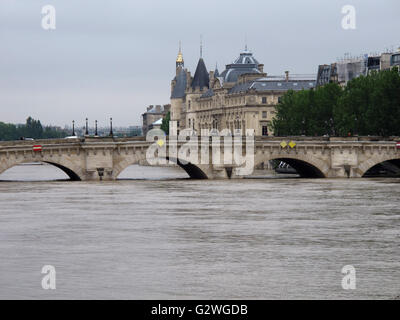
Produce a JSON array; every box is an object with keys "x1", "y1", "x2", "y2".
[
  {"x1": 245, "y1": 34, "x2": 248, "y2": 52},
  {"x1": 214, "y1": 62, "x2": 219, "y2": 78},
  {"x1": 176, "y1": 41, "x2": 184, "y2": 69},
  {"x1": 200, "y1": 35, "x2": 203, "y2": 58}
]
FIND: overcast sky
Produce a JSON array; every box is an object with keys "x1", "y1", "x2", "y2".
[{"x1": 0, "y1": 0, "x2": 399, "y2": 127}]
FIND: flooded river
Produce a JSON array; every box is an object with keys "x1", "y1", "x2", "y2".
[{"x1": 0, "y1": 164, "x2": 399, "y2": 299}]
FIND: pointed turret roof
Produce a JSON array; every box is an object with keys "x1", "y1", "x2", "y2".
[
  {"x1": 191, "y1": 58, "x2": 209, "y2": 90},
  {"x1": 171, "y1": 69, "x2": 187, "y2": 99},
  {"x1": 214, "y1": 63, "x2": 220, "y2": 78}
]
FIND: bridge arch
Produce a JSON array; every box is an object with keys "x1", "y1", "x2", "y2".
[
  {"x1": 112, "y1": 154, "x2": 209, "y2": 180},
  {"x1": 0, "y1": 156, "x2": 84, "y2": 181},
  {"x1": 254, "y1": 153, "x2": 329, "y2": 178},
  {"x1": 357, "y1": 155, "x2": 400, "y2": 177}
]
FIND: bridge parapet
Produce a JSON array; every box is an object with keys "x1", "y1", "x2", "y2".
[{"x1": 0, "y1": 136, "x2": 399, "y2": 180}]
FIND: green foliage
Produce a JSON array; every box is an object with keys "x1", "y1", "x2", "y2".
[
  {"x1": 0, "y1": 117, "x2": 69, "y2": 141},
  {"x1": 160, "y1": 111, "x2": 171, "y2": 135},
  {"x1": 271, "y1": 68, "x2": 400, "y2": 137}
]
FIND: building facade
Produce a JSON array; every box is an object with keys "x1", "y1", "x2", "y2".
[
  {"x1": 171, "y1": 47, "x2": 316, "y2": 136},
  {"x1": 317, "y1": 47, "x2": 400, "y2": 87},
  {"x1": 142, "y1": 104, "x2": 170, "y2": 136}
]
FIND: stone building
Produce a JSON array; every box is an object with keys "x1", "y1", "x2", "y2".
[
  {"x1": 317, "y1": 47, "x2": 400, "y2": 87},
  {"x1": 316, "y1": 63, "x2": 338, "y2": 87},
  {"x1": 170, "y1": 46, "x2": 316, "y2": 136},
  {"x1": 142, "y1": 104, "x2": 170, "y2": 136}
]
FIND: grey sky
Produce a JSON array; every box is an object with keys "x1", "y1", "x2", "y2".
[{"x1": 0, "y1": 0, "x2": 399, "y2": 127}]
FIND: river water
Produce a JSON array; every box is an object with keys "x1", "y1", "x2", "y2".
[{"x1": 0, "y1": 164, "x2": 399, "y2": 300}]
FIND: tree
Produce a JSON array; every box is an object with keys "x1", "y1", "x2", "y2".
[
  {"x1": 160, "y1": 111, "x2": 171, "y2": 135},
  {"x1": 0, "y1": 117, "x2": 69, "y2": 141},
  {"x1": 271, "y1": 83, "x2": 343, "y2": 136},
  {"x1": 272, "y1": 68, "x2": 400, "y2": 137},
  {"x1": 335, "y1": 68, "x2": 400, "y2": 136},
  {"x1": 24, "y1": 116, "x2": 43, "y2": 138}
]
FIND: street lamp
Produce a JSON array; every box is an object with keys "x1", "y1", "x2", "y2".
[
  {"x1": 72, "y1": 120, "x2": 75, "y2": 136},
  {"x1": 109, "y1": 117, "x2": 113, "y2": 137},
  {"x1": 85, "y1": 118, "x2": 89, "y2": 136},
  {"x1": 95, "y1": 120, "x2": 98, "y2": 137}
]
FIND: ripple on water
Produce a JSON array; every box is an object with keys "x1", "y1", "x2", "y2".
[{"x1": 0, "y1": 165, "x2": 399, "y2": 299}]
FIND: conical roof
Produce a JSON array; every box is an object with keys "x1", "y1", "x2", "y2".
[
  {"x1": 191, "y1": 58, "x2": 209, "y2": 90},
  {"x1": 214, "y1": 65, "x2": 220, "y2": 78},
  {"x1": 171, "y1": 69, "x2": 187, "y2": 99}
]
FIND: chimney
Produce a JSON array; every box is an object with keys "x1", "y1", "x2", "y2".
[
  {"x1": 156, "y1": 105, "x2": 161, "y2": 113},
  {"x1": 147, "y1": 105, "x2": 153, "y2": 112},
  {"x1": 209, "y1": 70, "x2": 215, "y2": 88},
  {"x1": 209, "y1": 70, "x2": 215, "y2": 80},
  {"x1": 285, "y1": 71, "x2": 289, "y2": 82},
  {"x1": 163, "y1": 104, "x2": 171, "y2": 113},
  {"x1": 258, "y1": 64, "x2": 264, "y2": 73}
]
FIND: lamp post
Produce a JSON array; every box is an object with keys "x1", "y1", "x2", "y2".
[
  {"x1": 109, "y1": 117, "x2": 113, "y2": 137},
  {"x1": 72, "y1": 120, "x2": 75, "y2": 136},
  {"x1": 85, "y1": 118, "x2": 89, "y2": 136},
  {"x1": 95, "y1": 120, "x2": 98, "y2": 137}
]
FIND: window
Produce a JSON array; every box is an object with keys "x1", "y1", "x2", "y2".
[
  {"x1": 262, "y1": 126, "x2": 268, "y2": 136},
  {"x1": 262, "y1": 111, "x2": 267, "y2": 119},
  {"x1": 278, "y1": 96, "x2": 282, "y2": 103},
  {"x1": 262, "y1": 97, "x2": 267, "y2": 104},
  {"x1": 188, "y1": 101, "x2": 191, "y2": 109}
]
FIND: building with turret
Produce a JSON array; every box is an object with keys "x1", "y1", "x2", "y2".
[
  {"x1": 142, "y1": 104, "x2": 170, "y2": 136},
  {"x1": 170, "y1": 45, "x2": 316, "y2": 136}
]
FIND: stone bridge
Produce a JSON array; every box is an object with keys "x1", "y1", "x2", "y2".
[{"x1": 0, "y1": 136, "x2": 399, "y2": 181}]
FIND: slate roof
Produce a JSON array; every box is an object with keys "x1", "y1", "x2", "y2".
[
  {"x1": 171, "y1": 69, "x2": 187, "y2": 99},
  {"x1": 191, "y1": 58, "x2": 209, "y2": 90},
  {"x1": 146, "y1": 105, "x2": 166, "y2": 113},
  {"x1": 200, "y1": 88, "x2": 215, "y2": 98},
  {"x1": 229, "y1": 79, "x2": 316, "y2": 94},
  {"x1": 152, "y1": 118, "x2": 163, "y2": 125},
  {"x1": 234, "y1": 51, "x2": 260, "y2": 65},
  {"x1": 219, "y1": 51, "x2": 261, "y2": 83}
]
